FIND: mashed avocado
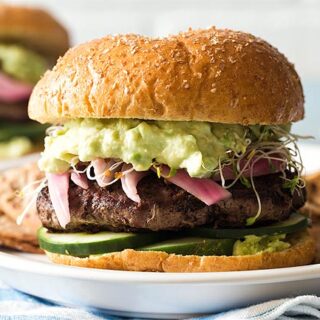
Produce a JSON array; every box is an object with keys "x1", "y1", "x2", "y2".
[
  {"x1": 0, "y1": 44, "x2": 47, "y2": 84},
  {"x1": 39, "y1": 119, "x2": 289, "y2": 177},
  {"x1": 0, "y1": 137, "x2": 33, "y2": 159},
  {"x1": 39, "y1": 119, "x2": 251, "y2": 176},
  {"x1": 233, "y1": 234, "x2": 290, "y2": 256},
  {"x1": 0, "y1": 121, "x2": 46, "y2": 159}
]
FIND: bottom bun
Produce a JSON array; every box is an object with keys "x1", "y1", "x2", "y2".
[{"x1": 45, "y1": 231, "x2": 316, "y2": 272}]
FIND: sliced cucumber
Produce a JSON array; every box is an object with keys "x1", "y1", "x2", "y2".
[
  {"x1": 38, "y1": 213, "x2": 308, "y2": 257},
  {"x1": 138, "y1": 237, "x2": 235, "y2": 256},
  {"x1": 0, "y1": 122, "x2": 47, "y2": 142},
  {"x1": 187, "y1": 212, "x2": 309, "y2": 239},
  {"x1": 38, "y1": 228, "x2": 165, "y2": 257}
]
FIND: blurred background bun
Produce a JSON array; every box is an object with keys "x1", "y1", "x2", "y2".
[
  {"x1": 0, "y1": 4, "x2": 69, "y2": 59},
  {"x1": 0, "y1": 4, "x2": 69, "y2": 160}
]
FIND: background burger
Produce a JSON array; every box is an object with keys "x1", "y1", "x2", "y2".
[
  {"x1": 27, "y1": 27, "x2": 315, "y2": 272},
  {"x1": 0, "y1": 4, "x2": 69, "y2": 159}
]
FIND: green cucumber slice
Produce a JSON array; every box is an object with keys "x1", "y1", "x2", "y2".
[
  {"x1": 187, "y1": 212, "x2": 308, "y2": 239},
  {"x1": 138, "y1": 237, "x2": 235, "y2": 256},
  {"x1": 38, "y1": 228, "x2": 164, "y2": 257},
  {"x1": 38, "y1": 213, "x2": 308, "y2": 257},
  {"x1": 0, "y1": 121, "x2": 47, "y2": 142}
]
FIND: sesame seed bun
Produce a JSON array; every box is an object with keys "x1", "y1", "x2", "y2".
[
  {"x1": 45, "y1": 231, "x2": 315, "y2": 272},
  {"x1": 28, "y1": 27, "x2": 304, "y2": 125},
  {"x1": 0, "y1": 4, "x2": 69, "y2": 59}
]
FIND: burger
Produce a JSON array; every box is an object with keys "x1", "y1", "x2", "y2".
[
  {"x1": 27, "y1": 27, "x2": 316, "y2": 272},
  {"x1": 0, "y1": 4, "x2": 69, "y2": 159}
]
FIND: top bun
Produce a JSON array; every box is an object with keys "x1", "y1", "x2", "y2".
[
  {"x1": 29, "y1": 27, "x2": 304, "y2": 125},
  {"x1": 0, "y1": 4, "x2": 69, "y2": 58}
]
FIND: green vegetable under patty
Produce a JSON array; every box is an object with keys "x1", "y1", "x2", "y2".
[
  {"x1": 187, "y1": 212, "x2": 308, "y2": 239},
  {"x1": 0, "y1": 121, "x2": 47, "y2": 142},
  {"x1": 139, "y1": 237, "x2": 235, "y2": 256},
  {"x1": 38, "y1": 228, "x2": 165, "y2": 257},
  {"x1": 38, "y1": 213, "x2": 306, "y2": 257}
]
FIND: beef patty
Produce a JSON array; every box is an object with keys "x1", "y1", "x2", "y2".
[
  {"x1": 37, "y1": 172, "x2": 305, "y2": 232},
  {"x1": 0, "y1": 101, "x2": 29, "y2": 121}
]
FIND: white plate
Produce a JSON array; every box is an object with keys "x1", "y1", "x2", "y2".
[
  {"x1": 0, "y1": 250, "x2": 320, "y2": 318},
  {"x1": 0, "y1": 153, "x2": 39, "y2": 172},
  {"x1": 0, "y1": 143, "x2": 319, "y2": 318}
]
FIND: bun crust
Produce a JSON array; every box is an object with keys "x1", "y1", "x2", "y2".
[
  {"x1": 0, "y1": 4, "x2": 69, "y2": 58},
  {"x1": 29, "y1": 27, "x2": 304, "y2": 125},
  {"x1": 45, "y1": 231, "x2": 315, "y2": 272}
]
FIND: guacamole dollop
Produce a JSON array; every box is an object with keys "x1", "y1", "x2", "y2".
[
  {"x1": 233, "y1": 234, "x2": 290, "y2": 256},
  {"x1": 39, "y1": 119, "x2": 289, "y2": 177},
  {"x1": 0, "y1": 44, "x2": 47, "y2": 84},
  {"x1": 0, "y1": 137, "x2": 33, "y2": 159}
]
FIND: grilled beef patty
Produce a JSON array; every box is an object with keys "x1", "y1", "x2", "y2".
[
  {"x1": 37, "y1": 172, "x2": 305, "y2": 232},
  {"x1": 0, "y1": 101, "x2": 29, "y2": 121}
]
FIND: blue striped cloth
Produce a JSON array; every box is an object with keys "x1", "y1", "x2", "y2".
[{"x1": 0, "y1": 281, "x2": 320, "y2": 320}]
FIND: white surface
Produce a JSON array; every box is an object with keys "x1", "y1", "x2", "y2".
[
  {"x1": 0, "y1": 143, "x2": 319, "y2": 318},
  {"x1": 299, "y1": 143, "x2": 320, "y2": 174},
  {"x1": 299, "y1": 143, "x2": 320, "y2": 175}
]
